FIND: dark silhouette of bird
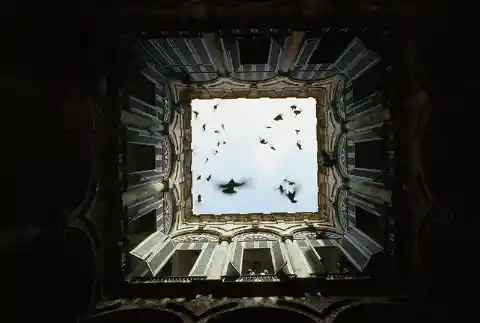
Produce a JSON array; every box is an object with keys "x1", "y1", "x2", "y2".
[
  {"x1": 274, "y1": 114, "x2": 283, "y2": 121},
  {"x1": 283, "y1": 179, "x2": 295, "y2": 186},
  {"x1": 204, "y1": 157, "x2": 209, "y2": 163},
  {"x1": 202, "y1": 124, "x2": 206, "y2": 131},
  {"x1": 214, "y1": 150, "x2": 219, "y2": 155},
  {"x1": 293, "y1": 110, "x2": 302, "y2": 117},
  {"x1": 290, "y1": 105, "x2": 297, "y2": 110},
  {"x1": 206, "y1": 174, "x2": 212, "y2": 182},
  {"x1": 214, "y1": 130, "x2": 220, "y2": 134},
  {"x1": 197, "y1": 194, "x2": 202, "y2": 203},
  {"x1": 193, "y1": 111, "x2": 199, "y2": 119},
  {"x1": 321, "y1": 150, "x2": 336, "y2": 168},
  {"x1": 269, "y1": 145, "x2": 276, "y2": 151},
  {"x1": 276, "y1": 184, "x2": 285, "y2": 194},
  {"x1": 296, "y1": 141, "x2": 303, "y2": 150},
  {"x1": 221, "y1": 124, "x2": 225, "y2": 130},
  {"x1": 213, "y1": 104, "x2": 218, "y2": 111},
  {"x1": 197, "y1": 175, "x2": 202, "y2": 180},
  {"x1": 259, "y1": 138, "x2": 268, "y2": 145},
  {"x1": 286, "y1": 189, "x2": 298, "y2": 203},
  {"x1": 222, "y1": 141, "x2": 226, "y2": 145},
  {"x1": 266, "y1": 125, "x2": 272, "y2": 129},
  {"x1": 295, "y1": 129, "x2": 300, "y2": 134},
  {"x1": 217, "y1": 141, "x2": 221, "y2": 147},
  {"x1": 217, "y1": 179, "x2": 248, "y2": 194}
]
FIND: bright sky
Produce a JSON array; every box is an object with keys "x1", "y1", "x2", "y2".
[{"x1": 190, "y1": 98, "x2": 318, "y2": 215}]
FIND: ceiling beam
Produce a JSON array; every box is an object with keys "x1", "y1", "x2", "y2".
[
  {"x1": 280, "y1": 31, "x2": 305, "y2": 73},
  {"x1": 203, "y1": 32, "x2": 228, "y2": 77}
]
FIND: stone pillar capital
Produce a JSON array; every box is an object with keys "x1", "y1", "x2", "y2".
[
  {"x1": 219, "y1": 236, "x2": 232, "y2": 244},
  {"x1": 281, "y1": 235, "x2": 293, "y2": 242}
]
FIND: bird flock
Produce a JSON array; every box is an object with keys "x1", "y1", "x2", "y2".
[{"x1": 192, "y1": 101, "x2": 317, "y2": 210}]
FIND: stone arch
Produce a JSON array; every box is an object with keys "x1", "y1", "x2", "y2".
[
  {"x1": 333, "y1": 303, "x2": 409, "y2": 323},
  {"x1": 169, "y1": 229, "x2": 223, "y2": 241},
  {"x1": 163, "y1": 135, "x2": 174, "y2": 179},
  {"x1": 231, "y1": 230, "x2": 282, "y2": 241},
  {"x1": 335, "y1": 134, "x2": 348, "y2": 178},
  {"x1": 291, "y1": 228, "x2": 343, "y2": 239},
  {"x1": 205, "y1": 307, "x2": 316, "y2": 323},
  {"x1": 162, "y1": 191, "x2": 174, "y2": 234},
  {"x1": 331, "y1": 77, "x2": 347, "y2": 123},
  {"x1": 335, "y1": 188, "x2": 349, "y2": 232}
]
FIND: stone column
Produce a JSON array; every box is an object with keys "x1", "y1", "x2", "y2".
[
  {"x1": 122, "y1": 181, "x2": 166, "y2": 206},
  {"x1": 207, "y1": 239, "x2": 231, "y2": 279},
  {"x1": 283, "y1": 236, "x2": 310, "y2": 278}
]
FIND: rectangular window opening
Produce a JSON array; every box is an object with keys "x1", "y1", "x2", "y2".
[
  {"x1": 126, "y1": 144, "x2": 156, "y2": 173},
  {"x1": 237, "y1": 37, "x2": 270, "y2": 65},
  {"x1": 158, "y1": 250, "x2": 202, "y2": 277},
  {"x1": 241, "y1": 248, "x2": 274, "y2": 275}
]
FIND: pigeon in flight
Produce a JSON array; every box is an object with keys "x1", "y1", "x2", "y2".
[
  {"x1": 296, "y1": 141, "x2": 303, "y2": 150},
  {"x1": 202, "y1": 124, "x2": 206, "y2": 132},
  {"x1": 266, "y1": 125, "x2": 272, "y2": 129},
  {"x1": 259, "y1": 138, "x2": 268, "y2": 145},
  {"x1": 206, "y1": 174, "x2": 212, "y2": 182},
  {"x1": 193, "y1": 111, "x2": 199, "y2": 119},
  {"x1": 293, "y1": 110, "x2": 302, "y2": 117},
  {"x1": 217, "y1": 179, "x2": 248, "y2": 194},
  {"x1": 284, "y1": 179, "x2": 296, "y2": 186},
  {"x1": 286, "y1": 189, "x2": 298, "y2": 204},
  {"x1": 269, "y1": 145, "x2": 276, "y2": 151},
  {"x1": 197, "y1": 175, "x2": 202, "y2": 180},
  {"x1": 222, "y1": 141, "x2": 227, "y2": 145},
  {"x1": 204, "y1": 157, "x2": 209, "y2": 163},
  {"x1": 197, "y1": 194, "x2": 202, "y2": 203},
  {"x1": 214, "y1": 130, "x2": 220, "y2": 134},
  {"x1": 290, "y1": 105, "x2": 297, "y2": 110},
  {"x1": 295, "y1": 129, "x2": 300, "y2": 135},
  {"x1": 321, "y1": 150, "x2": 336, "y2": 168},
  {"x1": 214, "y1": 150, "x2": 219, "y2": 155},
  {"x1": 217, "y1": 141, "x2": 221, "y2": 147},
  {"x1": 213, "y1": 104, "x2": 218, "y2": 111},
  {"x1": 274, "y1": 114, "x2": 283, "y2": 121},
  {"x1": 276, "y1": 184, "x2": 285, "y2": 194},
  {"x1": 221, "y1": 124, "x2": 225, "y2": 130}
]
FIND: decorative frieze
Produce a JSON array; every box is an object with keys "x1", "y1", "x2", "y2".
[{"x1": 172, "y1": 233, "x2": 220, "y2": 243}]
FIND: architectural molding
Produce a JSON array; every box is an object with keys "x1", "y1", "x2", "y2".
[
  {"x1": 172, "y1": 233, "x2": 220, "y2": 243},
  {"x1": 233, "y1": 232, "x2": 281, "y2": 241}
]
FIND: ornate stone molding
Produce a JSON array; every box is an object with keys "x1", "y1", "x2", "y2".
[
  {"x1": 335, "y1": 134, "x2": 348, "y2": 178},
  {"x1": 233, "y1": 232, "x2": 281, "y2": 241},
  {"x1": 293, "y1": 231, "x2": 317, "y2": 240},
  {"x1": 172, "y1": 233, "x2": 220, "y2": 243},
  {"x1": 336, "y1": 189, "x2": 348, "y2": 231}
]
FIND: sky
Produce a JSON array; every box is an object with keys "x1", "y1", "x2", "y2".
[{"x1": 190, "y1": 98, "x2": 318, "y2": 215}]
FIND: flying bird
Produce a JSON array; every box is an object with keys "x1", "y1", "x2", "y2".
[
  {"x1": 269, "y1": 145, "x2": 276, "y2": 151},
  {"x1": 276, "y1": 184, "x2": 285, "y2": 194},
  {"x1": 293, "y1": 110, "x2": 302, "y2": 117},
  {"x1": 193, "y1": 111, "x2": 199, "y2": 119},
  {"x1": 197, "y1": 175, "x2": 202, "y2": 180},
  {"x1": 321, "y1": 150, "x2": 336, "y2": 168},
  {"x1": 202, "y1": 124, "x2": 206, "y2": 132},
  {"x1": 286, "y1": 189, "x2": 298, "y2": 204},
  {"x1": 213, "y1": 104, "x2": 218, "y2": 111},
  {"x1": 217, "y1": 179, "x2": 248, "y2": 194},
  {"x1": 259, "y1": 138, "x2": 268, "y2": 145},
  {"x1": 206, "y1": 174, "x2": 212, "y2": 182},
  {"x1": 290, "y1": 105, "x2": 297, "y2": 110},
  {"x1": 296, "y1": 141, "x2": 303, "y2": 150},
  {"x1": 197, "y1": 194, "x2": 202, "y2": 203},
  {"x1": 295, "y1": 129, "x2": 300, "y2": 134},
  {"x1": 214, "y1": 150, "x2": 219, "y2": 155},
  {"x1": 221, "y1": 124, "x2": 225, "y2": 130},
  {"x1": 283, "y1": 179, "x2": 296, "y2": 186},
  {"x1": 274, "y1": 114, "x2": 283, "y2": 121},
  {"x1": 222, "y1": 141, "x2": 227, "y2": 145},
  {"x1": 266, "y1": 125, "x2": 272, "y2": 129},
  {"x1": 217, "y1": 141, "x2": 221, "y2": 147},
  {"x1": 204, "y1": 157, "x2": 209, "y2": 163},
  {"x1": 214, "y1": 130, "x2": 220, "y2": 134}
]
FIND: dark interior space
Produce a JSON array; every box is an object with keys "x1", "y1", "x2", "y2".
[
  {"x1": 354, "y1": 140, "x2": 386, "y2": 170},
  {"x1": 127, "y1": 72, "x2": 156, "y2": 105},
  {"x1": 355, "y1": 207, "x2": 384, "y2": 246},
  {"x1": 208, "y1": 307, "x2": 316, "y2": 323},
  {"x1": 128, "y1": 209, "x2": 156, "y2": 236},
  {"x1": 351, "y1": 62, "x2": 384, "y2": 102},
  {"x1": 126, "y1": 143, "x2": 156, "y2": 173},
  {"x1": 308, "y1": 33, "x2": 355, "y2": 64},
  {"x1": 237, "y1": 37, "x2": 270, "y2": 65}
]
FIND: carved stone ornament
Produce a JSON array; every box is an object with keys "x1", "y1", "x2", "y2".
[
  {"x1": 233, "y1": 232, "x2": 281, "y2": 241},
  {"x1": 293, "y1": 231, "x2": 317, "y2": 240},
  {"x1": 172, "y1": 233, "x2": 219, "y2": 243}
]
